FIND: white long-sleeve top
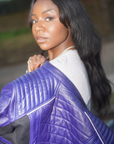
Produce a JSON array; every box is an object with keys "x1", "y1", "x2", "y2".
[{"x1": 50, "y1": 50, "x2": 91, "y2": 110}]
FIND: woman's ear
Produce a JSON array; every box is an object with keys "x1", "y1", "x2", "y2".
[
  {"x1": 67, "y1": 26, "x2": 71, "y2": 31},
  {"x1": 67, "y1": 26, "x2": 70, "y2": 29}
]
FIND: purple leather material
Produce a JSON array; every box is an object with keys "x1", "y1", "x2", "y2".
[
  {"x1": 0, "y1": 61, "x2": 114, "y2": 144},
  {"x1": 0, "y1": 136, "x2": 12, "y2": 144}
]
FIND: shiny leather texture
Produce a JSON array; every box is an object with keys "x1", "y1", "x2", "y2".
[{"x1": 0, "y1": 61, "x2": 114, "y2": 144}]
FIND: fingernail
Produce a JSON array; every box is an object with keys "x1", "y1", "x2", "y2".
[{"x1": 38, "y1": 64, "x2": 41, "y2": 68}]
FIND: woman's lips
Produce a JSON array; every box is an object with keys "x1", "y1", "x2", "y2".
[{"x1": 36, "y1": 36, "x2": 48, "y2": 43}]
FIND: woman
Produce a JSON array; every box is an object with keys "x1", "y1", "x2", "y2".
[
  {"x1": 28, "y1": 0, "x2": 111, "y2": 114},
  {"x1": 0, "y1": 0, "x2": 113, "y2": 144}
]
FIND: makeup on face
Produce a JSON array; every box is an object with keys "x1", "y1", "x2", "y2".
[{"x1": 31, "y1": 0, "x2": 74, "y2": 60}]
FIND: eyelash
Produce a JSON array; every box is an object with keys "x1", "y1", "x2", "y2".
[
  {"x1": 31, "y1": 19, "x2": 38, "y2": 24},
  {"x1": 45, "y1": 17, "x2": 54, "y2": 22},
  {"x1": 31, "y1": 17, "x2": 54, "y2": 24}
]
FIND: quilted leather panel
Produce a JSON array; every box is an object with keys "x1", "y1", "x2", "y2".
[
  {"x1": 0, "y1": 65, "x2": 59, "y2": 127},
  {"x1": 38, "y1": 84, "x2": 96, "y2": 144},
  {"x1": 86, "y1": 109, "x2": 114, "y2": 143},
  {"x1": 28, "y1": 82, "x2": 114, "y2": 144},
  {"x1": 13, "y1": 67, "x2": 58, "y2": 117},
  {"x1": 28, "y1": 98, "x2": 55, "y2": 144},
  {"x1": 0, "y1": 61, "x2": 114, "y2": 144}
]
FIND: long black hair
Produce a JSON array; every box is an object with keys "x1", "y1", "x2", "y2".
[{"x1": 29, "y1": 0, "x2": 112, "y2": 114}]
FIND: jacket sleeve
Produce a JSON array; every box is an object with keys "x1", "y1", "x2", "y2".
[
  {"x1": 0, "y1": 66, "x2": 58, "y2": 144},
  {"x1": 0, "y1": 83, "x2": 30, "y2": 144},
  {"x1": 84, "y1": 109, "x2": 114, "y2": 144},
  {"x1": 0, "y1": 83, "x2": 14, "y2": 127}
]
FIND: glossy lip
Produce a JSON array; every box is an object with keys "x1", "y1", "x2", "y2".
[{"x1": 36, "y1": 36, "x2": 48, "y2": 43}]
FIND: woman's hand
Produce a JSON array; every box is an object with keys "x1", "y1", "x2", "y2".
[{"x1": 27, "y1": 54, "x2": 46, "y2": 73}]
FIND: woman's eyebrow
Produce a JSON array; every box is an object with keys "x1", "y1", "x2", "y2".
[
  {"x1": 31, "y1": 14, "x2": 36, "y2": 16},
  {"x1": 31, "y1": 9, "x2": 56, "y2": 16},
  {"x1": 42, "y1": 9, "x2": 56, "y2": 14}
]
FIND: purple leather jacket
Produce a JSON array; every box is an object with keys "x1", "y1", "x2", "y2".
[{"x1": 0, "y1": 61, "x2": 114, "y2": 144}]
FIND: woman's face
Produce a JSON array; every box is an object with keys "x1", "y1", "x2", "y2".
[{"x1": 31, "y1": 0, "x2": 72, "y2": 52}]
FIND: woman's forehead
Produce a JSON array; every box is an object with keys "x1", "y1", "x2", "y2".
[{"x1": 33, "y1": 0, "x2": 58, "y2": 13}]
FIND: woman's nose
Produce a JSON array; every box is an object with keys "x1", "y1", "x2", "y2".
[{"x1": 35, "y1": 21, "x2": 44, "y2": 33}]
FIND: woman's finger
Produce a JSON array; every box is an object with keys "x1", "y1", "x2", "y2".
[
  {"x1": 27, "y1": 57, "x2": 34, "y2": 72},
  {"x1": 27, "y1": 55, "x2": 46, "y2": 72},
  {"x1": 35, "y1": 54, "x2": 46, "y2": 68}
]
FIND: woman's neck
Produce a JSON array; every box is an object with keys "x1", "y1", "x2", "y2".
[
  {"x1": 48, "y1": 30, "x2": 75, "y2": 61},
  {"x1": 48, "y1": 45, "x2": 75, "y2": 61}
]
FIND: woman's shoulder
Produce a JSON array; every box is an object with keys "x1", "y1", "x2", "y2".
[
  {"x1": 1, "y1": 62, "x2": 61, "y2": 96},
  {"x1": 50, "y1": 50, "x2": 84, "y2": 68}
]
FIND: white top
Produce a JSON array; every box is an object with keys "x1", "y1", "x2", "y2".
[{"x1": 50, "y1": 50, "x2": 91, "y2": 110}]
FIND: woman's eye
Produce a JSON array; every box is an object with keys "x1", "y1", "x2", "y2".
[
  {"x1": 45, "y1": 17, "x2": 53, "y2": 22},
  {"x1": 32, "y1": 19, "x2": 37, "y2": 24}
]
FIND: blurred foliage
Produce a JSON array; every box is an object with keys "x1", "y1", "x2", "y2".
[
  {"x1": 0, "y1": 9, "x2": 41, "y2": 67},
  {"x1": 0, "y1": 10, "x2": 29, "y2": 32},
  {"x1": 0, "y1": 27, "x2": 30, "y2": 41},
  {"x1": 0, "y1": 28, "x2": 41, "y2": 67}
]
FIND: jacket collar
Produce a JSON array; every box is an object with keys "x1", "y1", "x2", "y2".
[{"x1": 42, "y1": 61, "x2": 87, "y2": 108}]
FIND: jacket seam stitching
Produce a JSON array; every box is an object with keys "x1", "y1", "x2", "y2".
[
  {"x1": 84, "y1": 112, "x2": 105, "y2": 144},
  {"x1": 52, "y1": 105, "x2": 85, "y2": 126},
  {"x1": 41, "y1": 122, "x2": 86, "y2": 143},
  {"x1": 27, "y1": 96, "x2": 55, "y2": 115},
  {"x1": 39, "y1": 132, "x2": 73, "y2": 144},
  {"x1": 53, "y1": 81, "x2": 61, "y2": 96},
  {"x1": 84, "y1": 133, "x2": 98, "y2": 144}
]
